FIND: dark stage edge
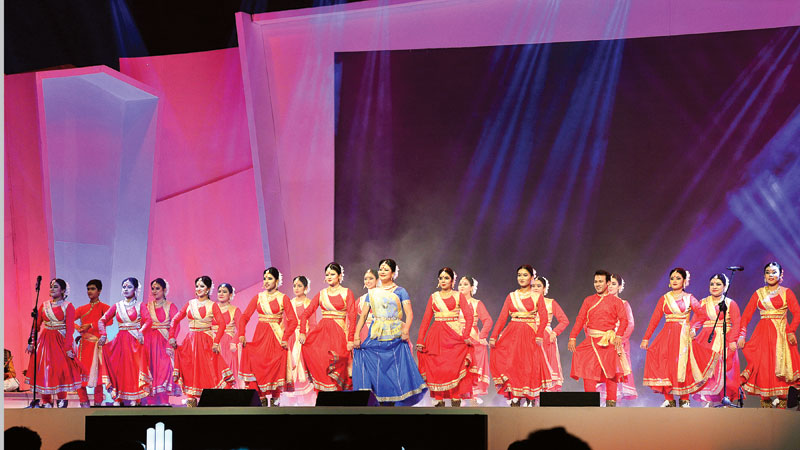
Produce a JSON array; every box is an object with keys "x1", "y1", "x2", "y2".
[{"x1": 5, "y1": 406, "x2": 800, "y2": 450}]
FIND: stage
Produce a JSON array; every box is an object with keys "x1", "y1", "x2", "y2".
[{"x1": 5, "y1": 404, "x2": 799, "y2": 450}]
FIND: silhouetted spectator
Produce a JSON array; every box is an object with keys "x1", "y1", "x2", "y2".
[
  {"x1": 508, "y1": 426, "x2": 591, "y2": 450},
  {"x1": 5, "y1": 426, "x2": 42, "y2": 450}
]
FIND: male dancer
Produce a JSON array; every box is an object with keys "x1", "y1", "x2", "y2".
[
  {"x1": 567, "y1": 270, "x2": 630, "y2": 407},
  {"x1": 74, "y1": 279, "x2": 110, "y2": 407}
]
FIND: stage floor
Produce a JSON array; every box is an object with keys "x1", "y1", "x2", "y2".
[{"x1": 4, "y1": 402, "x2": 799, "y2": 450}]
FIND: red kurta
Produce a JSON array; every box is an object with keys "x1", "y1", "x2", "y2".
[
  {"x1": 691, "y1": 296, "x2": 741, "y2": 402},
  {"x1": 98, "y1": 300, "x2": 152, "y2": 401},
  {"x1": 238, "y1": 291, "x2": 297, "y2": 396},
  {"x1": 569, "y1": 294, "x2": 629, "y2": 383},
  {"x1": 459, "y1": 298, "x2": 493, "y2": 397},
  {"x1": 642, "y1": 292, "x2": 716, "y2": 395},
  {"x1": 216, "y1": 304, "x2": 242, "y2": 388},
  {"x1": 25, "y1": 300, "x2": 85, "y2": 395},
  {"x1": 299, "y1": 288, "x2": 357, "y2": 391},
  {"x1": 739, "y1": 287, "x2": 800, "y2": 397},
  {"x1": 170, "y1": 299, "x2": 234, "y2": 397},
  {"x1": 542, "y1": 298, "x2": 569, "y2": 391},
  {"x1": 74, "y1": 300, "x2": 110, "y2": 387},
  {"x1": 598, "y1": 300, "x2": 638, "y2": 400},
  {"x1": 417, "y1": 291, "x2": 476, "y2": 399},
  {"x1": 489, "y1": 291, "x2": 552, "y2": 399},
  {"x1": 140, "y1": 301, "x2": 182, "y2": 398}
]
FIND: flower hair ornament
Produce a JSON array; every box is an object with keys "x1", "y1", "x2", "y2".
[
  {"x1": 164, "y1": 280, "x2": 170, "y2": 297},
  {"x1": 339, "y1": 265, "x2": 345, "y2": 283},
  {"x1": 684, "y1": 270, "x2": 691, "y2": 288},
  {"x1": 471, "y1": 278, "x2": 478, "y2": 296},
  {"x1": 393, "y1": 265, "x2": 399, "y2": 280},
  {"x1": 618, "y1": 277, "x2": 625, "y2": 294},
  {"x1": 208, "y1": 283, "x2": 215, "y2": 298},
  {"x1": 63, "y1": 281, "x2": 71, "y2": 300},
  {"x1": 277, "y1": 272, "x2": 284, "y2": 289},
  {"x1": 305, "y1": 280, "x2": 310, "y2": 295},
  {"x1": 540, "y1": 277, "x2": 550, "y2": 296}
]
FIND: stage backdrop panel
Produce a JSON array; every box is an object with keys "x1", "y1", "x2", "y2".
[{"x1": 333, "y1": 27, "x2": 800, "y2": 405}]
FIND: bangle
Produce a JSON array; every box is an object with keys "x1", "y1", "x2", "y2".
[{"x1": 568, "y1": 338, "x2": 576, "y2": 341}]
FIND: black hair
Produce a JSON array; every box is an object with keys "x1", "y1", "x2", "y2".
[
  {"x1": 86, "y1": 279, "x2": 102, "y2": 290},
  {"x1": 764, "y1": 261, "x2": 783, "y2": 275},
  {"x1": 264, "y1": 267, "x2": 281, "y2": 281},
  {"x1": 438, "y1": 267, "x2": 456, "y2": 280},
  {"x1": 462, "y1": 275, "x2": 476, "y2": 286},
  {"x1": 378, "y1": 259, "x2": 397, "y2": 273},
  {"x1": 51, "y1": 278, "x2": 67, "y2": 292},
  {"x1": 594, "y1": 270, "x2": 611, "y2": 282},
  {"x1": 534, "y1": 275, "x2": 549, "y2": 291},
  {"x1": 709, "y1": 273, "x2": 728, "y2": 286},
  {"x1": 325, "y1": 262, "x2": 343, "y2": 275},
  {"x1": 610, "y1": 273, "x2": 623, "y2": 285},
  {"x1": 364, "y1": 269, "x2": 378, "y2": 279},
  {"x1": 121, "y1": 277, "x2": 139, "y2": 290},
  {"x1": 150, "y1": 278, "x2": 167, "y2": 291},
  {"x1": 517, "y1": 265, "x2": 535, "y2": 276},
  {"x1": 293, "y1": 275, "x2": 309, "y2": 288},
  {"x1": 218, "y1": 283, "x2": 234, "y2": 294},
  {"x1": 4, "y1": 426, "x2": 42, "y2": 450},
  {"x1": 194, "y1": 275, "x2": 212, "y2": 290},
  {"x1": 669, "y1": 267, "x2": 688, "y2": 280}
]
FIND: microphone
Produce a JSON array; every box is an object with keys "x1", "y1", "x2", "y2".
[
  {"x1": 726, "y1": 266, "x2": 744, "y2": 271},
  {"x1": 35, "y1": 275, "x2": 42, "y2": 291}
]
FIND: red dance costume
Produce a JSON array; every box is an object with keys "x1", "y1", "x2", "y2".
[
  {"x1": 98, "y1": 300, "x2": 152, "y2": 402},
  {"x1": 215, "y1": 303, "x2": 242, "y2": 389},
  {"x1": 25, "y1": 300, "x2": 85, "y2": 402},
  {"x1": 642, "y1": 292, "x2": 716, "y2": 398},
  {"x1": 490, "y1": 291, "x2": 553, "y2": 400},
  {"x1": 597, "y1": 300, "x2": 638, "y2": 401},
  {"x1": 739, "y1": 287, "x2": 800, "y2": 397},
  {"x1": 541, "y1": 298, "x2": 569, "y2": 391},
  {"x1": 569, "y1": 293, "x2": 630, "y2": 402},
  {"x1": 170, "y1": 299, "x2": 234, "y2": 398},
  {"x1": 239, "y1": 291, "x2": 297, "y2": 398},
  {"x1": 692, "y1": 296, "x2": 741, "y2": 402},
  {"x1": 418, "y1": 291, "x2": 476, "y2": 400},
  {"x1": 74, "y1": 300, "x2": 110, "y2": 404},
  {"x1": 140, "y1": 300, "x2": 182, "y2": 405},
  {"x1": 283, "y1": 297, "x2": 318, "y2": 405},
  {"x1": 459, "y1": 298, "x2": 493, "y2": 397},
  {"x1": 299, "y1": 288, "x2": 357, "y2": 391}
]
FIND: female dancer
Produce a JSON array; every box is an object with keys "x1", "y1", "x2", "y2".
[
  {"x1": 98, "y1": 277, "x2": 152, "y2": 405},
  {"x1": 489, "y1": 266, "x2": 552, "y2": 406},
  {"x1": 283, "y1": 276, "x2": 317, "y2": 406},
  {"x1": 597, "y1": 274, "x2": 637, "y2": 403},
  {"x1": 692, "y1": 273, "x2": 741, "y2": 406},
  {"x1": 356, "y1": 269, "x2": 378, "y2": 343},
  {"x1": 417, "y1": 267, "x2": 475, "y2": 407},
  {"x1": 238, "y1": 268, "x2": 297, "y2": 406},
  {"x1": 140, "y1": 278, "x2": 181, "y2": 406},
  {"x1": 738, "y1": 262, "x2": 800, "y2": 408},
  {"x1": 457, "y1": 276, "x2": 493, "y2": 404},
  {"x1": 532, "y1": 276, "x2": 569, "y2": 395},
  {"x1": 169, "y1": 276, "x2": 233, "y2": 407},
  {"x1": 299, "y1": 263, "x2": 357, "y2": 391},
  {"x1": 353, "y1": 260, "x2": 427, "y2": 406},
  {"x1": 641, "y1": 268, "x2": 716, "y2": 407},
  {"x1": 25, "y1": 278, "x2": 85, "y2": 408},
  {"x1": 215, "y1": 283, "x2": 242, "y2": 389}
]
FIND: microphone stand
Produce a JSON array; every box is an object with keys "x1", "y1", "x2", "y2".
[
  {"x1": 708, "y1": 268, "x2": 740, "y2": 408},
  {"x1": 26, "y1": 276, "x2": 43, "y2": 408}
]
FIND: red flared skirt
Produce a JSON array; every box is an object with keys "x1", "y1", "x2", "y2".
[
  {"x1": 25, "y1": 329, "x2": 84, "y2": 395},
  {"x1": 240, "y1": 323, "x2": 290, "y2": 395},
  {"x1": 418, "y1": 322, "x2": 475, "y2": 399},
  {"x1": 643, "y1": 322, "x2": 716, "y2": 395},
  {"x1": 142, "y1": 329, "x2": 181, "y2": 397},
  {"x1": 740, "y1": 319, "x2": 800, "y2": 397},
  {"x1": 471, "y1": 341, "x2": 491, "y2": 396},
  {"x1": 490, "y1": 322, "x2": 553, "y2": 400},
  {"x1": 219, "y1": 333, "x2": 241, "y2": 389},
  {"x1": 542, "y1": 337, "x2": 564, "y2": 391},
  {"x1": 301, "y1": 318, "x2": 350, "y2": 391},
  {"x1": 101, "y1": 331, "x2": 152, "y2": 401},
  {"x1": 173, "y1": 331, "x2": 234, "y2": 397},
  {"x1": 692, "y1": 327, "x2": 741, "y2": 401}
]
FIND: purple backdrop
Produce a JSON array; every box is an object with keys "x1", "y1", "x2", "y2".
[{"x1": 334, "y1": 26, "x2": 800, "y2": 405}]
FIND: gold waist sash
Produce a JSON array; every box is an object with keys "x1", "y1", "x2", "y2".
[
  {"x1": 44, "y1": 322, "x2": 66, "y2": 331},
  {"x1": 119, "y1": 323, "x2": 140, "y2": 331}
]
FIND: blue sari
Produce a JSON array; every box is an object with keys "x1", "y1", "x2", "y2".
[{"x1": 352, "y1": 286, "x2": 427, "y2": 405}]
